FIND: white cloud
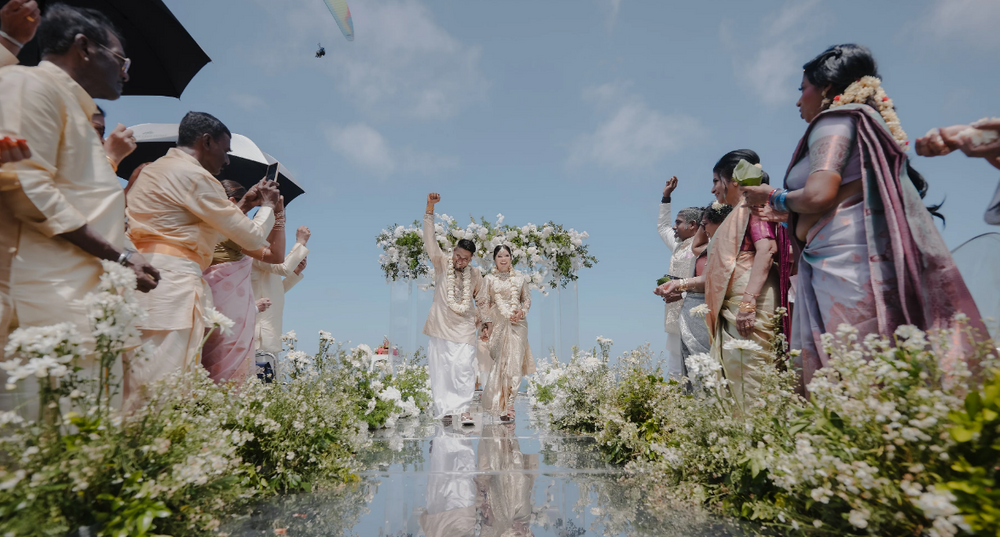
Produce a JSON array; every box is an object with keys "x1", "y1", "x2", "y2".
[
  {"x1": 230, "y1": 93, "x2": 267, "y2": 111},
  {"x1": 324, "y1": 123, "x2": 457, "y2": 178},
  {"x1": 601, "y1": 0, "x2": 625, "y2": 30},
  {"x1": 908, "y1": 0, "x2": 1000, "y2": 48},
  {"x1": 568, "y1": 82, "x2": 707, "y2": 171},
  {"x1": 723, "y1": 0, "x2": 828, "y2": 106},
  {"x1": 253, "y1": 0, "x2": 487, "y2": 120}
]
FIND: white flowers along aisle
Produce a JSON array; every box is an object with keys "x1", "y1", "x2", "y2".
[
  {"x1": 528, "y1": 321, "x2": 1000, "y2": 537},
  {"x1": 0, "y1": 263, "x2": 433, "y2": 536}
]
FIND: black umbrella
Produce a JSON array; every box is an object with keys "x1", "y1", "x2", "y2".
[
  {"x1": 119, "y1": 124, "x2": 307, "y2": 205},
  {"x1": 2, "y1": 0, "x2": 210, "y2": 98}
]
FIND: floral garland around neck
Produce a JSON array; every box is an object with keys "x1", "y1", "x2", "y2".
[
  {"x1": 445, "y1": 262, "x2": 473, "y2": 315},
  {"x1": 492, "y1": 270, "x2": 522, "y2": 320},
  {"x1": 828, "y1": 75, "x2": 908, "y2": 150}
]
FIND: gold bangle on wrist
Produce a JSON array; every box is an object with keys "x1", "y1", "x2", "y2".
[
  {"x1": 678, "y1": 278, "x2": 688, "y2": 292},
  {"x1": 107, "y1": 155, "x2": 118, "y2": 173},
  {"x1": 738, "y1": 300, "x2": 757, "y2": 313}
]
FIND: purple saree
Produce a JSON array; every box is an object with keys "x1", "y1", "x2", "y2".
[{"x1": 786, "y1": 104, "x2": 988, "y2": 389}]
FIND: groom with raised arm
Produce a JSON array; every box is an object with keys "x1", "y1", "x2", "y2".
[{"x1": 422, "y1": 193, "x2": 489, "y2": 425}]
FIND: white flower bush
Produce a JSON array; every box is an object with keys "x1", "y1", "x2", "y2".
[
  {"x1": 534, "y1": 320, "x2": 999, "y2": 536},
  {"x1": 0, "y1": 263, "x2": 433, "y2": 536},
  {"x1": 279, "y1": 331, "x2": 433, "y2": 432},
  {"x1": 376, "y1": 213, "x2": 597, "y2": 292}
]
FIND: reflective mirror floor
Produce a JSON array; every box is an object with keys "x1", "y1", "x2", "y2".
[{"x1": 225, "y1": 397, "x2": 751, "y2": 536}]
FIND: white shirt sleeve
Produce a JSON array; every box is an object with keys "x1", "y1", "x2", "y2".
[{"x1": 658, "y1": 202, "x2": 678, "y2": 252}]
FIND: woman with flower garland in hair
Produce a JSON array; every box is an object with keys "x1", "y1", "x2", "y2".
[
  {"x1": 479, "y1": 245, "x2": 535, "y2": 422},
  {"x1": 659, "y1": 150, "x2": 793, "y2": 411},
  {"x1": 741, "y1": 44, "x2": 987, "y2": 391}
]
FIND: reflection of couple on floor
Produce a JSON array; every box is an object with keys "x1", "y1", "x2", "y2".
[
  {"x1": 422, "y1": 193, "x2": 535, "y2": 425},
  {"x1": 419, "y1": 423, "x2": 537, "y2": 537}
]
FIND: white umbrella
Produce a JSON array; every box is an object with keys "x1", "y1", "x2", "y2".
[{"x1": 117, "y1": 123, "x2": 306, "y2": 204}]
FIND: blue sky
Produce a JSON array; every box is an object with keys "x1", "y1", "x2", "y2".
[{"x1": 106, "y1": 0, "x2": 1000, "y2": 357}]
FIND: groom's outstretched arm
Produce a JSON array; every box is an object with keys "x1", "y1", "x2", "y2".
[{"x1": 423, "y1": 193, "x2": 444, "y2": 267}]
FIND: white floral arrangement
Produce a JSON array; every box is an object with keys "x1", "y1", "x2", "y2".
[{"x1": 376, "y1": 213, "x2": 598, "y2": 292}]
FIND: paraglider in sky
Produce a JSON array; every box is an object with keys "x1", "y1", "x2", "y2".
[
  {"x1": 322, "y1": 0, "x2": 354, "y2": 42},
  {"x1": 315, "y1": 44, "x2": 326, "y2": 58}
]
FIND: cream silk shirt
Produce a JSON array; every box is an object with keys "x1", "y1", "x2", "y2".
[
  {"x1": 0, "y1": 61, "x2": 125, "y2": 339},
  {"x1": 251, "y1": 241, "x2": 308, "y2": 354},
  {"x1": 421, "y1": 213, "x2": 485, "y2": 346},
  {"x1": 126, "y1": 148, "x2": 274, "y2": 331}
]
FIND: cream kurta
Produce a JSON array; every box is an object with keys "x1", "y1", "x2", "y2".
[
  {"x1": 421, "y1": 213, "x2": 484, "y2": 346},
  {"x1": 124, "y1": 148, "x2": 274, "y2": 397},
  {"x1": 252, "y1": 242, "x2": 308, "y2": 354},
  {"x1": 0, "y1": 61, "x2": 125, "y2": 345}
]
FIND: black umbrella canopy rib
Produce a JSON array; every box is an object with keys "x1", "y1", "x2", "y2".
[{"x1": 4, "y1": 0, "x2": 210, "y2": 98}]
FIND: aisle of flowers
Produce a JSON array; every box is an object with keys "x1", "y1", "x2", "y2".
[
  {"x1": 0, "y1": 263, "x2": 433, "y2": 536},
  {"x1": 2, "y1": 263, "x2": 998, "y2": 536},
  {"x1": 529, "y1": 326, "x2": 999, "y2": 537}
]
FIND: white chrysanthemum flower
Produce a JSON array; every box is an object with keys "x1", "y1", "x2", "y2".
[
  {"x1": 690, "y1": 304, "x2": 710, "y2": 318},
  {"x1": 847, "y1": 509, "x2": 869, "y2": 529},
  {"x1": 203, "y1": 307, "x2": 235, "y2": 335},
  {"x1": 318, "y1": 330, "x2": 335, "y2": 343},
  {"x1": 723, "y1": 339, "x2": 763, "y2": 352}
]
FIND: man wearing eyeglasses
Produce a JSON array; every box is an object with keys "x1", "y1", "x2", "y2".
[{"x1": 0, "y1": 4, "x2": 159, "y2": 404}]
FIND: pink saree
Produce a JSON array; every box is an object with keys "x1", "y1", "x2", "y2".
[
  {"x1": 705, "y1": 201, "x2": 792, "y2": 411},
  {"x1": 201, "y1": 255, "x2": 256, "y2": 384},
  {"x1": 787, "y1": 104, "x2": 988, "y2": 390}
]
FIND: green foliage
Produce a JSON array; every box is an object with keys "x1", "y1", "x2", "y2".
[
  {"x1": 533, "y1": 324, "x2": 1000, "y2": 537},
  {"x1": 942, "y1": 367, "x2": 1000, "y2": 536}
]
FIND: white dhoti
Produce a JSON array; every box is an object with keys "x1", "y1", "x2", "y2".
[
  {"x1": 126, "y1": 252, "x2": 210, "y2": 406},
  {"x1": 428, "y1": 336, "x2": 477, "y2": 419},
  {"x1": 419, "y1": 425, "x2": 477, "y2": 537}
]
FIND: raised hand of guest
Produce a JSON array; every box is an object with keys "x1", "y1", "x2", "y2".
[
  {"x1": 0, "y1": 0, "x2": 40, "y2": 56},
  {"x1": 942, "y1": 118, "x2": 1000, "y2": 169},
  {"x1": 256, "y1": 179, "x2": 281, "y2": 209},
  {"x1": 104, "y1": 123, "x2": 136, "y2": 169},
  {"x1": 916, "y1": 127, "x2": 960, "y2": 157},
  {"x1": 426, "y1": 192, "x2": 440, "y2": 214},
  {"x1": 0, "y1": 136, "x2": 30, "y2": 164},
  {"x1": 296, "y1": 225, "x2": 311, "y2": 246},
  {"x1": 240, "y1": 182, "x2": 261, "y2": 209},
  {"x1": 256, "y1": 298, "x2": 272, "y2": 312},
  {"x1": 662, "y1": 176, "x2": 678, "y2": 199},
  {"x1": 127, "y1": 252, "x2": 160, "y2": 293},
  {"x1": 294, "y1": 257, "x2": 307, "y2": 276}
]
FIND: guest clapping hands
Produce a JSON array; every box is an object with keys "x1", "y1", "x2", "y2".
[{"x1": 916, "y1": 118, "x2": 1000, "y2": 170}]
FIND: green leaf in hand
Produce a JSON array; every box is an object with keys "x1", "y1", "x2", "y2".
[{"x1": 733, "y1": 159, "x2": 763, "y2": 187}]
